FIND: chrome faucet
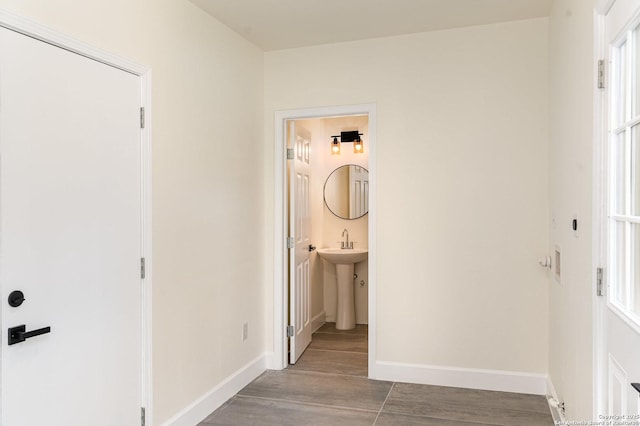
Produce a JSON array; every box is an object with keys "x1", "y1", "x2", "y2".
[{"x1": 341, "y1": 229, "x2": 353, "y2": 249}]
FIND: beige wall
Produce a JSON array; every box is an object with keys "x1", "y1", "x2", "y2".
[
  {"x1": 318, "y1": 117, "x2": 369, "y2": 324},
  {"x1": 548, "y1": 0, "x2": 595, "y2": 419},
  {"x1": 296, "y1": 116, "x2": 369, "y2": 325},
  {"x1": 0, "y1": 0, "x2": 265, "y2": 423},
  {"x1": 265, "y1": 18, "x2": 550, "y2": 374}
]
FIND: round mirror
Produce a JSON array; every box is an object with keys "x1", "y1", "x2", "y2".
[{"x1": 323, "y1": 165, "x2": 369, "y2": 220}]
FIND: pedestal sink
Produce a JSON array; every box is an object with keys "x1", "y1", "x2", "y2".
[{"x1": 317, "y1": 248, "x2": 368, "y2": 330}]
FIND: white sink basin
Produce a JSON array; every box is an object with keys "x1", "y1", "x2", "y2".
[{"x1": 317, "y1": 248, "x2": 368, "y2": 265}]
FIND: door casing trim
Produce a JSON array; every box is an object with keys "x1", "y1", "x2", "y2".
[{"x1": 594, "y1": 4, "x2": 609, "y2": 419}]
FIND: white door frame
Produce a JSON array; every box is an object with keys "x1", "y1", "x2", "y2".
[
  {"x1": 594, "y1": 3, "x2": 608, "y2": 417},
  {"x1": 271, "y1": 103, "x2": 377, "y2": 377},
  {"x1": 0, "y1": 9, "x2": 154, "y2": 425}
]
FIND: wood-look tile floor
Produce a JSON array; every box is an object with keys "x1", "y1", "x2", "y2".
[{"x1": 199, "y1": 323, "x2": 553, "y2": 425}]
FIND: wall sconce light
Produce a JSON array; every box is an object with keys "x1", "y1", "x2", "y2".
[
  {"x1": 331, "y1": 137, "x2": 341, "y2": 155},
  {"x1": 353, "y1": 136, "x2": 363, "y2": 153},
  {"x1": 330, "y1": 131, "x2": 364, "y2": 155}
]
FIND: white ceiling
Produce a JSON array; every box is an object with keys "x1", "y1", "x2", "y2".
[{"x1": 189, "y1": 0, "x2": 552, "y2": 51}]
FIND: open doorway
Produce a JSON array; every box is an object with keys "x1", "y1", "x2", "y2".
[
  {"x1": 287, "y1": 115, "x2": 370, "y2": 372},
  {"x1": 272, "y1": 104, "x2": 377, "y2": 378}
]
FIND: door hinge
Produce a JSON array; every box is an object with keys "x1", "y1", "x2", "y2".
[
  {"x1": 287, "y1": 148, "x2": 294, "y2": 160},
  {"x1": 597, "y1": 267, "x2": 605, "y2": 296},
  {"x1": 141, "y1": 407, "x2": 146, "y2": 426},
  {"x1": 286, "y1": 325, "x2": 294, "y2": 337},
  {"x1": 287, "y1": 237, "x2": 294, "y2": 249},
  {"x1": 140, "y1": 107, "x2": 145, "y2": 129},
  {"x1": 598, "y1": 59, "x2": 606, "y2": 89},
  {"x1": 141, "y1": 257, "x2": 146, "y2": 279}
]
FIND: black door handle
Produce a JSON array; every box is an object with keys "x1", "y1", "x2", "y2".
[
  {"x1": 8, "y1": 325, "x2": 51, "y2": 345},
  {"x1": 309, "y1": 245, "x2": 316, "y2": 252}
]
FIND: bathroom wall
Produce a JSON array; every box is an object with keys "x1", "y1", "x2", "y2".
[
  {"x1": 265, "y1": 18, "x2": 549, "y2": 377},
  {"x1": 296, "y1": 116, "x2": 369, "y2": 326},
  {"x1": 548, "y1": 0, "x2": 596, "y2": 419},
  {"x1": 0, "y1": 1, "x2": 265, "y2": 423},
  {"x1": 319, "y1": 116, "x2": 369, "y2": 325}
]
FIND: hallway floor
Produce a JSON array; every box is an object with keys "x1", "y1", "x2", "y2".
[{"x1": 199, "y1": 323, "x2": 553, "y2": 425}]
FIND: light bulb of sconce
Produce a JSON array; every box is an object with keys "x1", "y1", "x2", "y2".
[
  {"x1": 354, "y1": 138, "x2": 364, "y2": 153},
  {"x1": 331, "y1": 137, "x2": 340, "y2": 155}
]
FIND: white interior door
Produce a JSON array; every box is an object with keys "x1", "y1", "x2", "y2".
[
  {"x1": 0, "y1": 27, "x2": 143, "y2": 425},
  {"x1": 288, "y1": 121, "x2": 312, "y2": 364},
  {"x1": 600, "y1": 0, "x2": 640, "y2": 416}
]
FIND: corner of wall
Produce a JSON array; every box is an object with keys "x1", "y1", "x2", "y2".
[{"x1": 162, "y1": 354, "x2": 267, "y2": 426}]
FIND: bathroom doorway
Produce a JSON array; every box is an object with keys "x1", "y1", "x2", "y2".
[
  {"x1": 288, "y1": 115, "x2": 369, "y2": 367},
  {"x1": 272, "y1": 104, "x2": 377, "y2": 378}
]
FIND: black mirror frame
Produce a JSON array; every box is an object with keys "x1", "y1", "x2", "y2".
[{"x1": 323, "y1": 164, "x2": 369, "y2": 220}]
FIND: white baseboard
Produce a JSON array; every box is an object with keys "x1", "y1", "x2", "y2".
[
  {"x1": 311, "y1": 311, "x2": 326, "y2": 332},
  {"x1": 265, "y1": 351, "x2": 279, "y2": 370},
  {"x1": 546, "y1": 375, "x2": 566, "y2": 423},
  {"x1": 374, "y1": 361, "x2": 548, "y2": 395},
  {"x1": 163, "y1": 353, "x2": 267, "y2": 426}
]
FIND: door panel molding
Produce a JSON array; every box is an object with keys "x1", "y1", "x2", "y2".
[
  {"x1": 0, "y1": 9, "x2": 153, "y2": 425},
  {"x1": 608, "y1": 354, "x2": 628, "y2": 415}
]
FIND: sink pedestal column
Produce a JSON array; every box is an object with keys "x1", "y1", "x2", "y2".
[
  {"x1": 335, "y1": 263, "x2": 356, "y2": 330},
  {"x1": 316, "y1": 248, "x2": 366, "y2": 331}
]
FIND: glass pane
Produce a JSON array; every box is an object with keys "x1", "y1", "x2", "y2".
[
  {"x1": 616, "y1": 42, "x2": 628, "y2": 125},
  {"x1": 613, "y1": 131, "x2": 627, "y2": 214},
  {"x1": 633, "y1": 128, "x2": 640, "y2": 215},
  {"x1": 612, "y1": 220, "x2": 627, "y2": 306},
  {"x1": 633, "y1": 224, "x2": 640, "y2": 315}
]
